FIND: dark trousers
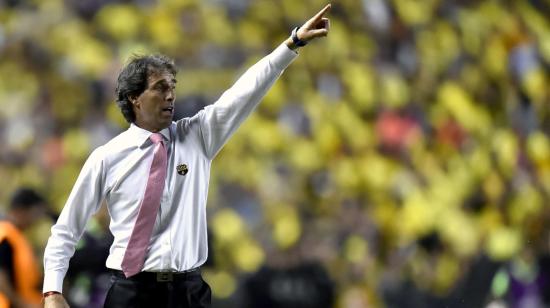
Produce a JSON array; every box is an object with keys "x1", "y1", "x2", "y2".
[{"x1": 103, "y1": 269, "x2": 211, "y2": 308}]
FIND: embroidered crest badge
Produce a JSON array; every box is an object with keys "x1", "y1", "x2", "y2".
[{"x1": 176, "y1": 164, "x2": 188, "y2": 176}]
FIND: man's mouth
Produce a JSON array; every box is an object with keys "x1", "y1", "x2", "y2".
[{"x1": 162, "y1": 106, "x2": 174, "y2": 114}]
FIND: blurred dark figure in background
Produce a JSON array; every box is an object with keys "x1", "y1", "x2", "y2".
[
  {"x1": 0, "y1": 188, "x2": 47, "y2": 308},
  {"x1": 243, "y1": 220, "x2": 335, "y2": 308},
  {"x1": 244, "y1": 261, "x2": 334, "y2": 308},
  {"x1": 382, "y1": 232, "x2": 501, "y2": 308}
]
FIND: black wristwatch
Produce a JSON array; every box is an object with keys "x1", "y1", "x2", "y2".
[{"x1": 291, "y1": 26, "x2": 308, "y2": 47}]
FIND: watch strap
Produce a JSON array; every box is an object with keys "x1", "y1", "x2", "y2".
[{"x1": 291, "y1": 26, "x2": 308, "y2": 47}]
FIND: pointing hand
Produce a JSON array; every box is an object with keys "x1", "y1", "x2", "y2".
[{"x1": 296, "y1": 4, "x2": 331, "y2": 42}]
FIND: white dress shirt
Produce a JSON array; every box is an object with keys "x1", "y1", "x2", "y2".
[{"x1": 43, "y1": 43, "x2": 298, "y2": 292}]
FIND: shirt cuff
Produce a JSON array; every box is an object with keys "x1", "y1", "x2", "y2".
[
  {"x1": 271, "y1": 43, "x2": 299, "y2": 70},
  {"x1": 43, "y1": 270, "x2": 65, "y2": 293}
]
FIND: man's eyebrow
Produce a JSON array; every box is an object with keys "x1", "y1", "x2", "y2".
[{"x1": 151, "y1": 78, "x2": 177, "y2": 87}]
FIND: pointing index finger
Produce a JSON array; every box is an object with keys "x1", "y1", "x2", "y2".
[{"x1": 311, "y1": 4, "x2": 331, "y2": 22}]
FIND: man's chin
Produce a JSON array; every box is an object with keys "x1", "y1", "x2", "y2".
[{"x1": 160, "y1": 117, "x2": 174, "y2": 128}]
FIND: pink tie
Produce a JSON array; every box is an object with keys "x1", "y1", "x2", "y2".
[{"x1": 121, "y1": 133, "x2": 167, "y2": 278}]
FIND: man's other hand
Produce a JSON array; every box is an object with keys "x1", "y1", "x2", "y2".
[{"x1": 43, "y1": 293, "x2": 70, "y2": 308}]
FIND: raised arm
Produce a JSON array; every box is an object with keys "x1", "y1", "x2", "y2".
[{"x1": 194, "y1": 4, "x2": 332, "y2": 159}]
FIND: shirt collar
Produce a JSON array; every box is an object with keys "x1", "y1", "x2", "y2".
[{"x1": 129, "y1": 123, "x2": 171, "y2": 147}]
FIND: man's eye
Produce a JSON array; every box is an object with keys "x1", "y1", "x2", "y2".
[
  {"x1": 152, "y1": 82, "x2": 175, "y2": 92},
  {"x1": 155, "y1": 84, "x2": 168, "y2": 91}
]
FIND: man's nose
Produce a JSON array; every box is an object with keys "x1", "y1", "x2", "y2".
[{"x1": 166, "y1": 90, "x2": 175, "y2": 102}]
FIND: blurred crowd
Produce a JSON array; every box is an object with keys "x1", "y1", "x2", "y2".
[{"x1": 0, "y1": 0, "x2": 549, "y2": 307}]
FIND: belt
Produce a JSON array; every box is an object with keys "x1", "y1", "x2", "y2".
[{"x1": 111, "y1": 267, "x2": 201, "y2": 282}]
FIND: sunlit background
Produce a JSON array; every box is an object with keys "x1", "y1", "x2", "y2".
[{"x1": 0, "y1": 0, "x2": 549, "y2": 307}]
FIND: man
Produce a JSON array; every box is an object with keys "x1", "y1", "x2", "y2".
[
  {"x1": 43, "y1": 4, "x2": 331, "y2": 308},
  {"x1": 0, "y1": 188, "x2": 47, "y2": 308}
]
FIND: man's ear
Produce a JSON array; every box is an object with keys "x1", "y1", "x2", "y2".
[{"x1": 129, "y1": 95, "x2": 139, "y2": 108}]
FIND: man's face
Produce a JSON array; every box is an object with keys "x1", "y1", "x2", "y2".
[{"x1": 132, "y1": 69, "x2": 177, "y2": 132}]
